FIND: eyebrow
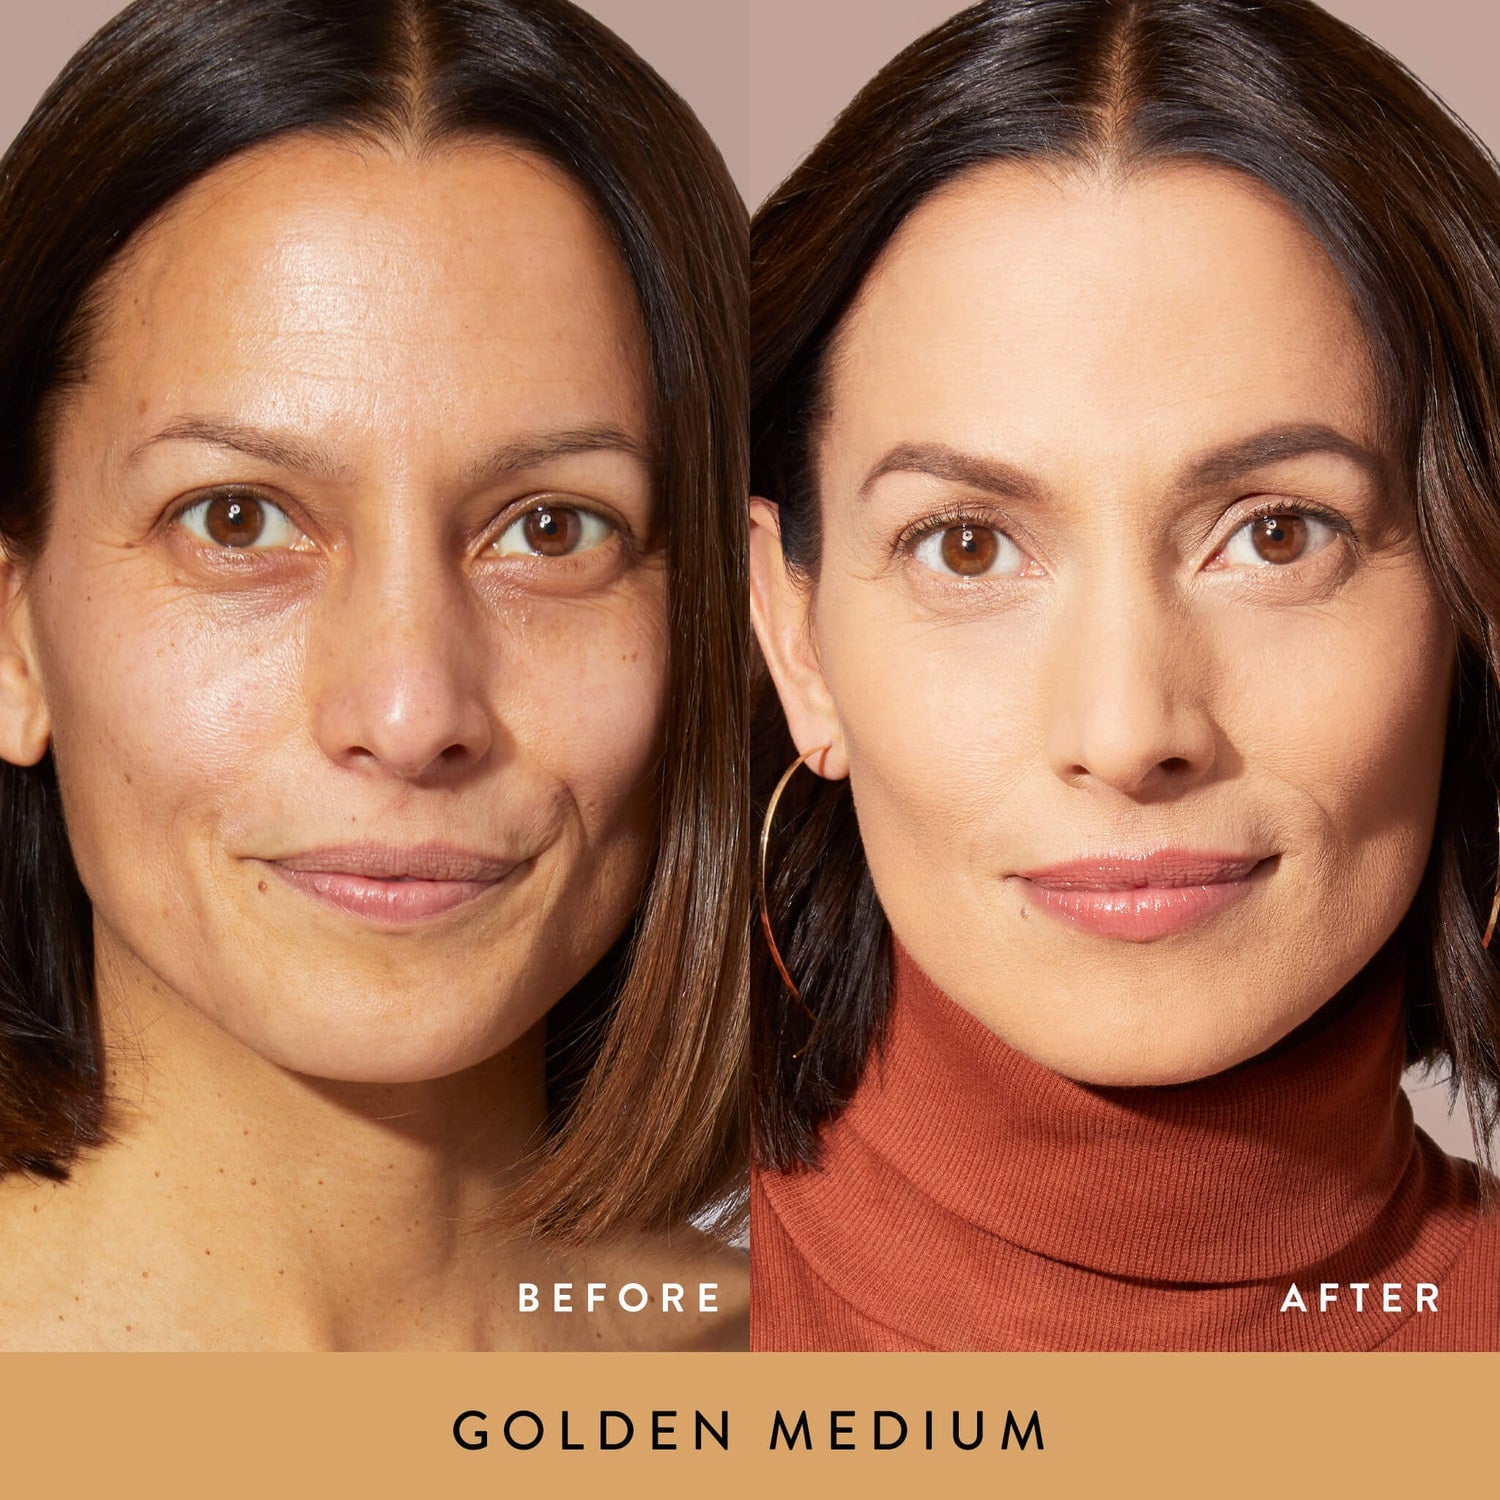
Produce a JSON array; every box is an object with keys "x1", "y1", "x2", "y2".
[
  {"x1": 857, "y1": 442, "x2": 1047, "y2": 505},
  {"x1": 460, "y1": 427, "x2": 650, "y2": 488},
  {"x1": 130, "y1": 417, "x2": 349, "y2": 480},
  {"x1": 129, "y1": 417, "x2": 650, "y2": 487},
  {"x1": 1177, "y1": 424, "x2": 1389, "y2": 492},
  {"x1": 857, "y1": 423, "x2": 1389, "y2": 504}
]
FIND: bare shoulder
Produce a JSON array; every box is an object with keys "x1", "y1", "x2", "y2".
[
  {"x1": 0, "y1": 1163, "x2": 187, "y2": 1351},
  {"x1": 0, "y1": 1172, "x2": 102, "y2": 1350}
]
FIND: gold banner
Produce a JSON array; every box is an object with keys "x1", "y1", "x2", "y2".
[{"x1": 2, "y1": 1351, "x2": 1493, "y2": 1492}]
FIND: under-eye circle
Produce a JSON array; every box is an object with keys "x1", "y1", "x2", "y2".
[
  {"x1": 177, "y1": 492, "x2": 305, "y2": 551},
  {"x1": 494, "y1": 503, "x2": 615, "y2": 558}
]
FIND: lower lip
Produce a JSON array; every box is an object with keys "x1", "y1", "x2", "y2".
[
  {"x1": 1017, "y1": 875, "x2": 1259, "y2": 941},
  {"x1": 269, "y1": 868, "x2": 505, "y2": 925}
]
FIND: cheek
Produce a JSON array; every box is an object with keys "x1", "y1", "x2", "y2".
[
  {"x1": 30, "y1": 563, "x2": 301, "y2": 886},
  {"x1": 815, "y1": 578, "x2": 1032, "y2": 880},
  {"x1": 1218, "y1": 577, "x2": 1453, "y2": 866},
  {"x1": 494, "y1": 582, "x2": 668, "y2": 838}
]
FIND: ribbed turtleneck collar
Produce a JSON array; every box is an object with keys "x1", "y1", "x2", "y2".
[
  {"x1": 864, "y1": 942, "x2": 1410, "y2": 1284},
  {"x1": 754, "y1": 942, "x2": 1485, "y2": 1350}
]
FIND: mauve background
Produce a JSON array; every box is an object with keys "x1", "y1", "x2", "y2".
[
  {"x1": 0, "y1": 0, "x2": 749, "y2": 199},
  {"x1": 1, "y1": 1, "x2": 1491, "y2": 1160},
  {"x1": 749, "y1": 0, "x2": 1500, "y2": 209}
]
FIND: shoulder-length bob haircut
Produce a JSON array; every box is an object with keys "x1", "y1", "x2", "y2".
[
  {"x1": 753, "y1": 0, "x2": 1500, "y2": 1172},
  {"x1": 0, "y1": 0, "x2": 746, "y2": 1240}
]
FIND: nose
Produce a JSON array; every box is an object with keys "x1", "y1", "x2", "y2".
[
  {"x1": 1042, "y1": 575, "x2": 1219, "y2": 800},
  {"x1": 306, "y1": 539, "x2": 493, "y2": 782}
]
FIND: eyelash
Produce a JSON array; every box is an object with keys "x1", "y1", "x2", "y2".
[
  {"x1": 1233, "y1": 498, "x2": 1352, "y2": 539},
  {"x1": 488, "y1": 499, "x2": 623, "y2": 559},
  {"x1": 171, "y1": 488, "x2": 308, "y2": 553},
  {"x1": 894, "y1": 505, "x2": 1013, "y2": 558}
]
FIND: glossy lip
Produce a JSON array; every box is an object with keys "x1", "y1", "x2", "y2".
[
  {"x1": 1013, "y1": 849, "x2": 1273, "y2": 942},
  {"x1": 261, "y1": 842, "x2": 522, "y2": 926}
]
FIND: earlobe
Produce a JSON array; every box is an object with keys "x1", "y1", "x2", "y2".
[
  {"x1": 0, "y1": 554, "x2": 51, "y2": 767},
  {"x1": 748, "y1": 497, "x2": 849, "y2": 781}
]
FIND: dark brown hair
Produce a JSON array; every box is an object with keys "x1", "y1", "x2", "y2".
[
  {"x1": 753, "y1": 0, "x2": 1500, "y2": 1172},
  {"x1": 0, "y1": 0, "x2": 746, "y2": 1239}
]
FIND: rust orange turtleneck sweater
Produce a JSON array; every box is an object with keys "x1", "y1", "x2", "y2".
[{"x1": 751, "y1": 946, "x2": 1500, "y2": 1350}]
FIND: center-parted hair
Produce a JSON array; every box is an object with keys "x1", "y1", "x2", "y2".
[
  {"x1": 753, "y1": 0, "x2": 1500, "y2": 1171},
  {"x1": 0, "y1": 0, "x2": 747, "y2": 1240}
]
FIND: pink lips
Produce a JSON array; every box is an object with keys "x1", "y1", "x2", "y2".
[
  {"x1": 1014, "y1": 849, "x2": 1270, "y2": 941},
  {"x1": 265, "y1": 843, "x2": 519, "y2": 925}
]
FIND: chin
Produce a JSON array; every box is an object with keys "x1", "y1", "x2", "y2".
[
  {"x1": 999, "y1": 992, "x2": 1299, "y2": 1090},
  {"x1": 1052, "y1": 1049, "x2": 1250, "y2": 1090},
  {"x1": 211, "y1": 986, "x2": 548, "y2": 1085},
  {"x1": 282, "y1": 1041, "x2": 511, "y2": 1087}
]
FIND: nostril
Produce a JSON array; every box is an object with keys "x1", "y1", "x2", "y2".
[{"x1": 337, "y1": 733, "x2": 485, "y2": 781}]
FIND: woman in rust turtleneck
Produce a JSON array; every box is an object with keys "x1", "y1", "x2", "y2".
[{"x1": 748, "y1": 0, "x2": 1500, "y2": 1353}]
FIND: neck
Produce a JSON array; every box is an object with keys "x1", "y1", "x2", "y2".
[{"x1": 75, "y1": 925, "x2": 555, "y2": 1348}]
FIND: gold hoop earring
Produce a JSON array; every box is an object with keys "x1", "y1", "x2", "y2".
[
  {"x1": 1484, "y1": 790, "x2": 1500, "y2": 950},
  {"x1": 758, "y1": 744, "x2": 831, "y2": 1029}
]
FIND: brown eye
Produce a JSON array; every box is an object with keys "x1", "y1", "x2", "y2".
[
  {"x1": 1219, "y1": 510, "x2": 1340, "y2": 569},
  {"x1": 495, "y1": 503, "x2": 615, "y2": 559},
  {"x1": 179, "y1": 492, "x2": 301, "y2": 550},
  {"x1": 204, "y1": 495, "x2": 265, "y2": 547},
  {"x1": 912, "y1": 521, "x2": 1024, "y2": 578},
  {"x1": 940, "y1": 524, "x2": 998, "y2": 576},
  {"x1": 524, "y1": 506, "x2": 582, "y2": 557},
  {"x1": 1248, "y1": 513, "x2": 1306, "y2": 564}
]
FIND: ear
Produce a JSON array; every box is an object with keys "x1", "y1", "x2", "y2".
[
  {"x1": 749, "y1": 497, "x2": 849, "y2": 781},
  {"x1": 0, "y1": 551, "x2": 51, "y2": 767}
]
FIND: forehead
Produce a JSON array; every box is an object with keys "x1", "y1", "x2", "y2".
[
  {"x1": 824, "y1": 160, "x2": 1382, "y2": 479},
  {"x1": 77, "y1": 133, "x2": 649, "y2": 445}
]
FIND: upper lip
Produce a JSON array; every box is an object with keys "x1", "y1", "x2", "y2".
[
  {"x1": 1016, "y1": 849, "x2": 1267, "y2": 889},
  {"x1": 266, "y1": 843, "x2": 519, "y2": 882}
]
